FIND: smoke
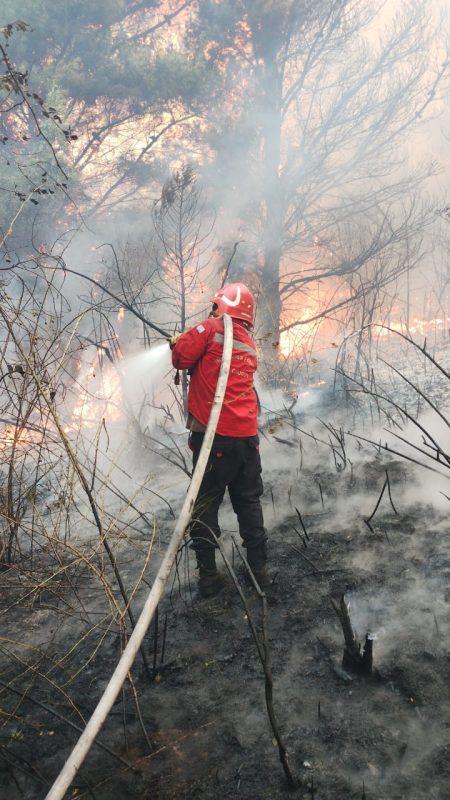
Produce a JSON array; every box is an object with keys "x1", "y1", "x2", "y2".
[{"x1": 346, "y1": 575, "x2": 450, "y2": 662}]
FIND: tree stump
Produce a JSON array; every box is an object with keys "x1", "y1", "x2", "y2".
[{"x1": 332, "y1": 595, "x2": 373, "y2": 676}]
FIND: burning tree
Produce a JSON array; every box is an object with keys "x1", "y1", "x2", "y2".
[{"x1": 189, "y1": 0, "x2": 447, "y2": 369}]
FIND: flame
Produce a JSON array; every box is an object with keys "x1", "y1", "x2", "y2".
[
  {"x1": 117, "y1": 307, "x2": 125, "y2": 322},
  {"x1": 279, "y1": 317, "x2": 320, "y2": 358},
  {"x1": 65, "y1": 348, "x2": 123, "y2": 431},
  {"x1": 374, "y1": 317, "x2": 450, "y2": 337},
  {"x1": 279, "y1": 272, "x2": 338, "y2": 358},
  {"x1": 0, "y1": 425, "x2": 39, "y2": 454}
]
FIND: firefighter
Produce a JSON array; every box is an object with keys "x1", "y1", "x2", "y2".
[{"x1": 170, "y1": 282, "x2": 268, "y2": 598}]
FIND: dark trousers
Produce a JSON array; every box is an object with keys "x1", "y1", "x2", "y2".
[{"x1": 189, "y1": 432, "x2": 267, "y2": 569}]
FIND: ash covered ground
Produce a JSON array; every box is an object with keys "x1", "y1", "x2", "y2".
[{"x1": 1, "y1": 339, "x2": 450, "y2": 800}]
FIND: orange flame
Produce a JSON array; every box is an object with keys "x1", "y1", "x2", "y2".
[
  {"x1": 65, "y1": 348, "x2": 123, "y2": 432},
  {"x1": 0, "y1": 425, "x2": 39, "y2": 454}
]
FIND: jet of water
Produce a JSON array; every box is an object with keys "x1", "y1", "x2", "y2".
[{"x1": 120, "y1": 343, "x2": 172, "y2": 414}]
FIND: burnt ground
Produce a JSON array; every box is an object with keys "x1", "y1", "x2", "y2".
[{"x1": 1, "y1": 439, "x2": 450, "y2": 800}]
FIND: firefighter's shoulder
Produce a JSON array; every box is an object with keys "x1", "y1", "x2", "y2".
[{"x1": 196, "y1": 317, "x2": 221, "y2": 335}]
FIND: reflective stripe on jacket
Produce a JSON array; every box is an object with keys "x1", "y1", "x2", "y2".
[{"x1": 171, "y1": 316, "x2": 258, "y2": 436}]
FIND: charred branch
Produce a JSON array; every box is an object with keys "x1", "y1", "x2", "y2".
[{"x1": 364, "y1": 471, "x2": 398, "y2": 533}]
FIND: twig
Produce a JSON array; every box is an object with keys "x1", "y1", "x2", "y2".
[
  {"x1": 152, "y1": 605, "x2": 159, "y2": 678},
  {"x1": 287, "y1": 543, "x2": 321, "y2": 575},
  {"x1": 290, "y1": 524, "x2": 307, "y2": 549},
  {"x1": 219, "y1": 241, "x2": 242, "y2": 288},
  {"x1": 295, "y1": 506, "x2": 310, "y2": 540},
  {"x1": 364, "y1": 470, "x2": 398, "y2": 532},
  {"x1": 0, "y1": 679, "x2": 135, "y2": 771},
  {"x1": 317, "y1": 481, "x2": 324, "y2": 508},
  {"x1": 270, "y1": 486, "x2": 276, "y2": 518},
  {"x1": 127, "y1": 670, "x2": 153, "y2": 753},
  {"x1": 385, "y1": 470, "x2": 398, "y2": 515},
  {"x1": 160, "y1": 615, "x2": 168, "y2": 665}
]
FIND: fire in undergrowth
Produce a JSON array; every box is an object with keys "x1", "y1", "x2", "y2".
[
  {"x1": 277, "y1": 269, "x2": 450, "y2": 360},
  {"x1": 65, "y1": 346, "x2": 124, "y2": 432},
  {"x1": 0, "y1": 425, "x2": 39, "y2": 454},
  {"x1": 374, "y1": 316, "x2": 450, "y2": 338},
  {"x1": 278, "y1": 279, "x2": 339, "y2": 358}
]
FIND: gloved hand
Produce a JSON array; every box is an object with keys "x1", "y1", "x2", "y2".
[{"x1": 169, "y1": 334, "x2": 181, "y2": 350}]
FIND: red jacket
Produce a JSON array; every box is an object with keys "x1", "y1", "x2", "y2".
[{"x1": 172, "y1": 316, "x2": 258, "y2": 436}]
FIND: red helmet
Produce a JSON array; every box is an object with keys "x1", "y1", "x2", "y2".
[{"x1": 212, "y1": 282, "x2": 255, "y2": 326}]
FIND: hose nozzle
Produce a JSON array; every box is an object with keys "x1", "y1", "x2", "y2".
[{"x1": 168, "y1": 334, "x2": 181, "y2": 350}]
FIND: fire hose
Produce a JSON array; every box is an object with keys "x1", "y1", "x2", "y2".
[{"x1": 45, "y1": 313, "x2": 233, "y2": 800}]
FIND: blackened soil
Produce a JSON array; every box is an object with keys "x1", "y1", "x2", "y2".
[{"x1": 1, "y1": 458, "x2": 449, "y2": 800}]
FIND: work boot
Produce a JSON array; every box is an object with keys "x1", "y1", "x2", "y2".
[
  {"x1": 195, "y1": 545, "x2": 224, "y2": 598},
  {"x1": 198, "y1": 568, "x2": 225, "y2": 598}
]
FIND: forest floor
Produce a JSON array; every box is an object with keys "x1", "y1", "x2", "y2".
[{"x1": 1, "y1": 348, "x2": 450, "y2": 800}]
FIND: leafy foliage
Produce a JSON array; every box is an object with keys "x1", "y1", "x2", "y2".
[{"x1": 0, "y1": 21, "x2": 74, "y2": 254}]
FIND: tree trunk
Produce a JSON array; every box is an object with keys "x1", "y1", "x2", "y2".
[{"x1": 258, "y1": 56, "x2": 284, "y2": 381}]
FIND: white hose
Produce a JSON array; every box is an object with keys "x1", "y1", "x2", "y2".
[{"x1": 45, "y1": 313, "x2": 233, "y2": 800}]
